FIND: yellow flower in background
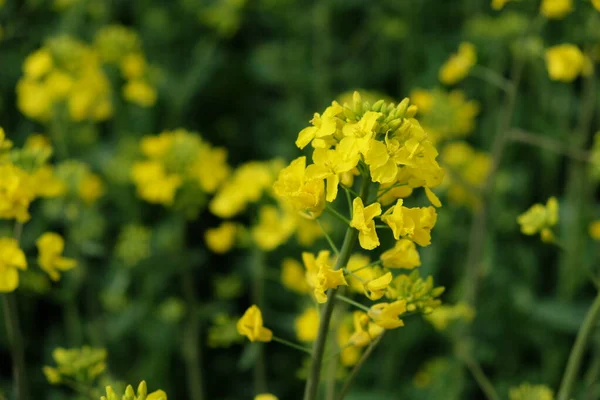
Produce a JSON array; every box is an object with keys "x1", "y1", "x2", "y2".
[
  {"x1": 349, "y1": 198, "x2": 382, "y2": 250},
  {"x1": 296, "y1": 102, "x2": 343, "y2": 149},
  {"x1": 348, "y1": 311, "x2": 378, "y2": 347},
  {"x1": 338, "y1": 322, "x2": 361, "y2": 366},
  {"x1": 0, "y1": 163, "x2": 36, "y2": 222},
  {"x1": 293, "y1": 215, "x2": 324, "y2": 246},
  {"x1": 273, "y1": 156, "x2": 325, "y2": 217},
  {"x1": 314, "y1": 263, "x2": 348, "y2": 303},
  {"x1": 540, "y1": 0, "x2": 572, "y2": 19},
  {"x1": 517, "y1": 197, "x2": 558, "y2": 242},
  {"x1": 425, "y1": 302, "x2": 475, "y2": 330},
  {"x1": 368, "y1": 300, "x2": 407, "y2": 329},
  {"x1": 491, "y1": 0, "x2": 513, "y2": 10},
  {"x1": 44, "y1": 346, "x2": 106, "y2": 385},
  {"x1": 36, "y1": 232, "x2": 77, "y2": 281},
  {"x1": 281, "y1": 258, "x2": 311, "y2": 294},
  {"x1": 252, "y1": 205, "x2": 296, "y2": 250},
  {"x1": 205, "y1": 222, "x2": 238, "y2": 254},
  {"x1": 101, "y1": 381, "x2": 167, "y2": 400},
  {"x1": 593, "y1": 0, "x2": 600, "y2": 10},
  {"x1": 439, "y1": 42, "x2": 476, "y2": 85},
  {"x1": 237, "y1": 305, "x2": 273, "y2": 342},
  {"x1": 295, "y1": 308, "x2": 319, "y2": 342},
  {"x1": 0, "y1": 238, "x2": 27, "y2": 293},
  {"x1": 123, "y1": 80, "x2": 157, "y2": 107},
  {"x1": 255, "y1": 395, "x2": 278, "y2": 400},
  {"x1": 0, "y1": 127, "x2": 13, "y2": 150},
  {"x1": 78, "y1": 173, "x2": 104, "y2": 204},
  {"x1": 131, "y1": 161, "x2": 182, "y2": 206},
  {"x1": 305, "y1": 148, "x2": 359, "y2": 202},
  {"x1": 380, "y1": 239, "x2": 421, "y2": 269},
  {"x1": 23, "y1": 49, "x2": 53, "y2": 79},
  {"x1": 364, "y1": 272, "x2": 393, "y2": 301},
  {"x1": 120, "y1": 53, "x2": 147, "y2": 80},
  {"x1": 589, "y1": 220, "x2": 600, "y2": 240},
  {"x1": 189, "y1": 144, "x2": 230, "y2": 193},
  {"x1": 545, "y1": 44, "x2": 590, "y2": 82},
  {"x1": 509, "y1": 383, "x2": 554, "y2": 400}
]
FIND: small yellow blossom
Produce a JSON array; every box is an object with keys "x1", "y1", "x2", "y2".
[
  {"x1": 345, "y1": 254, "x2": 372, "y2": 293},
  {"x1": 349, "y1": 198, "x2": 382, "y2": 250},
  {"x1": 251, "y1": 205, "x2": 295, "y2": 251},
  {"x1": 593, "y1": 0, "x2": 600, "y2": 11},
  {"x1": 340, "y1": 110, "x2": 383, "y2": 157},
  {"x1": 0, "y1": 238, "x2": 27, "y2": 293},
  {"x1": 348, "y1": 311, "x2": 382, "y2": 347},
  {"x1": 123, "y1": 80, "x2": 157, "y2": 107},
  {"x1": 545, "y1": 45, "x2": 588, "y2": 82},
  {"x1": 36, "y1": 233, "x2": 77, "y2": 281},
  {"x1": 23, "y1": 49, "x2": 53, "y2": 79},
  {"x1": 237, "y1": 305, "x2": 273, "y2": 342},
  {"x1": 295, "y1": 308, "x2": 319, "y2": 342},
  {"x1": 368, "y1": 299, "x2": 407, "y2": 329},
  {"x1": 381, "y1": 239, "x2": 421, "y2": 269},
  {"x1": 302, "y1": 250, "x2": 332, "y2": 289},
  {"x1": 509, "y1": 382, "x2": 554, "y2": 400},
  {"x1": 517, "y1": 197, "x2": 558, "y2": 242},
  {"x1": 338, "y1": 322, "x2": 361, "y2": 366},
  {"x1": 189, "y1": 145, "x2": 230, "y2": 193},
  {"x1": 101, "y1": 381, "x2": 167, "y2": 400},
  {"x1": 540, "y1": 0, "x2": 572, "y2": 19},
  {"x1": 425, "y1": 302, "x2": 475, "y2": 330},
  {"x1": 254, "y1": 395, "x2": 278, "y2": 400},
  {"x1": 0, "y1": 127, "x2": 13, "y2": 150},
  {"x1": 45, "y1": 346, "x2": 106, "y2": 385},
  {"x1": 314, "y1": 263, "x2": 348, "y2": 303},
  {"x1": 296, "y1": 102, "x2": 343, "y2": 149},
  {"x1": 120, "y1": 53, "x2": 147, "y2": 80},
  {"x1": 589, "y1": 220, "x2": 600, "y2": 240},
  {"x1": 491, "y1": 0, "x2": 513, "y2": 10},
  {"x1": 273, "y1": 156, "x2": 325, "y2": 217},
  {"x1": 381, "y1": 200, "x2": 437, "y2": 246},
  {"x1": 281, "y1": 258, "x2": 311, "y2": 294},
  {"x1": 78, "y1": 173, "x2": 104, "y2": 204},
  {"x1": 439, "y1": 42, "x2": 476, "y2": 85},
  {"x1": 364, "y1": 272, "x2": 393, "y2": 300},
  {"x1": 305, "y1": 148, "x2": 359, "y2": 202},
  {"x1": 205, "y1": 222, "x2": 238, "y2": 254},
  {"x1": 131, "y1": 161, "x2": 182, "y2": 206}
]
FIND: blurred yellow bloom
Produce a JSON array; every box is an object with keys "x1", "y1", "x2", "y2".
[
  {"x1": 237, "y1": 305, "x2": 273, "y2": 342},
  {"x1": 425, "y1": 302, "x2": 475, "y2": 330},
  {"x1": 131, "y1": 161, "x2": 182, "y2": 205},
  {"x1": 491, "y1": 0, "x2": 513, "y2": 10},
  {"x1": 439, "y1": 42, "x2": 476, "y2": 85},
  {"x1": 46, "y1": 346, "x2": 106, "y2": 385},
  {"x1": 349, "y1": 311, "x2": 383, "y2": 347},
  {"x1": 78, "y1": 173, "x2": 104, "y2": 204},
  {"x1": 346, "y1": 253, "x2": 372, "y2": 293},
  {"x1": 251, "y1": 205, "x2": 295, "y2": 250},
  {"x1": 349, "y1": 198, "x2": 382, "y2": 250},
  {"x1": 364, "y1": 272, "x2": 393, "y2": 301},
  {"x1": 368, "y1": 300, "x2": 407, "y2": 329},
  {"x1": 380, "y1": 239, "x2": 421, "y2": 269},
  {"x1": 589, "y1": 220, "x2": 600, "y2": 240},
  {"x1": 0, "y1": 127, "x2": 12, "y2": 150},
  {"x1": 101, "y1": 381, "x2": 167, "y2": 400},
  {"x1": 255, "y1": 395, "x2": 278, "y2": 400},
  {"x1": 296, "y1": 102, "x2": 343, "y2": 149},
  {"x1": 545, "y1": 44, "x2": 589, "y2": 82},
  {"x1": 0, "y1": 238, "x2": 27, "y2": 293},
  {"x1": 36, "y1": 232, "x2": 77, "y2": 281},
  {"x1": 540, "y1": 0, "x2": 572, "y2": 19},
  {"x1": 24, "y1": 134, "x2": 50, "y2": 151},
  {"x1": 281, "y1": 258, "x2": 311, "y2": 294},
  {"x1": 189, "y1": 145, "x2": 230, "y2": 193},
  {"x1": 123, "y1": 80, "x2": 157, "y2": 107},
  {"x1": 0, "y1": 163, "x2": 36, "y2": 222},
  {"x1": 23, "y1": 49, "x2": 53, "y2": 79},
  {"x1": 593, "y1": 0, "x2": 600, "y2": 10},
  {"x1": 294, "y1": 215, "x2": 323, "y2": 246},
  {"x1": 295, "y1": 308, "x2": 319, "y2": 342},
  {"x1": 305, "y1": 148, "x2": 359, "y2": 202},
  {"x1": 205, "y1": 222, "x2": 238, "y2": 254},
  {"x1": 338, "y1": 322, "x2": 361, "y2": 366},
  {"x1": 273, "y1": 156, "x2": 325, "y2": 218},
  {"x1": 517, "y1": 197, "x2": 558, "y2": 242},
  {"x1": 509, "y1": 382, "x2": 554, "y2": 400},
  {"x1": 314, "y1": 263, "x2": 347, "y2": 303},
  {"x1": 120, "y1": 53, "x2": 147, "y2": 80}
]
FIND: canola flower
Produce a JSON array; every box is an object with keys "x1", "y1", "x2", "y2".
[
  {"x1": 254, "y1": 395, "x2": 278, "y2": 400},
  {"x1": 545, "y1": 44, "x2": 592, "y2": 83},
  {"x1": 36, "y1": 232, "x2": 77, "y2": 281},
  {"x1": 0, "y1": 238, "x2": 27, "y2": 293},
  {"x1": 491, "y1": 0, "x2": 514, "y2": 10},
  {"x1": 509, "y1": 382, "x2": 554, "y2": 400},
  {"x1": 517, "y1": 197, "x2": 559, "y2": 243},
  {"x1": 590, "y1": 220, "x2": 600, "y2": 240},
  {"x1": 295, "y1": 308, "x2": 320, "y2": 342},
  {"x1": 43, "y1": 346, "x2": 107, "y2": 385},
  {"x1": 101, "y1": 381, "x2": 167, "y2": 400},
  {"x1": 540, "y1": 0, "x2": 572, "y2": 19},
  {"x1": 205, "y1": 222, "x2": 239, "y2": 254},
  {"x1": 237, "y1": 305, "x2": 273, "y2": 342},
  {"x1": 439, "y1": 42, "x2": 477, "y2": 85}
]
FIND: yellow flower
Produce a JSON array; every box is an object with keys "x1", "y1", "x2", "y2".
[
  {"x1": 368, "y1": 300, "x2": 407, "y2": 329},
  {"x1": 296, "y1": 102, "x2": 343, "y2": 149},
  {"x1": 101, "y1": 381, "x2": 167, "y2": 400},
  {"x1": 205, "y1": 222, "x2": 238, "y2": 254},
  {"x1": 0, "y1": 238, "x2": 27, "y2": 293},
  {"x1": 302, "y1": 250, "x2": 332, "y2": 289},
  {"x1": 255, "y1": 395, "x2": 278, "y2": 400},
  {"x1": 131, "y1": 161, "x2": 182, "y2": 206},
  {"x1": 305, "y1": 148, "x2": 359, "y2": 202},
  {"x1": 425, "y1": 302, "x2": 475, "y2": 330},
  {"x1": 349, "y1": 311, "x2": 382, "y2": 347},
  {"x1": 295, "y1": 308, "x2": 319, "y2": 342},
  {"x1": 349, "y1": 198, "x2": 382, "y2": 250},
  {"x1": 120, "y1": 53, "x2": 146, "y2": 80},
  {"x1": 36, "y1": 233, "x2": 77, "y2": 282},
  {"x1": 381, "y1": 200, "x2": 437, "y2": 246},
  {"x1": 380, "y1": 239, "x2": 421, "y2": 269},
  {"x1": 237, "y1": 305, "x2": 273, "y2": 342},
  {"x1": 439, "y1": 42, "x2": 476, "y2": 85},
  {"x1": 509, "y1": 383, "x2": 554, "y2": 400},
  {"x1": 123, "y1": 80, "x2": 157, "y2": 107},
  {"x1": 23, "y1": 49, "x2": 53, "y2": 79},
  {"x1": 273, "y1": 156, "x2": 325, "y2": 218},
  {"x1": 545, "y1": 45, "x2": 587, "y2": 82},
  {"x1": 589, "y1": 220, "x2": 600, "y2": 240},
  {"x1": 346, "y1": 253, "x2": 372, "y2": 293},
  {"x1": 0, "y1": 127, "x2": 13, "y2": 150},
  {"x1": 281, "y1": 258, "x2": 311, "y2": 294},
  {"x1": 517, "y1": 197, "x2": 558, "y2": 240},
  {"x1": 337, "y1": 322, "x2": 361, "y2": 366},
  {"x1": 314, "y1": 263, "x2": 348, "y2": 303},
  {"x1": 189, "y1": 144, "x2": 230, "y2": 193},
  {"x1": 251, "y1": 205, "x2": 296, "y2": 251},
  {"x1": 491, "y1": 0, "x2": 512, "y2": 9},
  {"x1": 0, "y1": 163, "x2": 36, "y2": 222},
  {"x1": 364, "y1": 272, "x2": 393, "y2": 300},
  {"x1": 340, "y1": 110, "x2": 383, "y2": 157},
  {"x1": 593, "y1": 0, "x2": 600, "y2": 11},
  {"x1": 540, "y1": 0, "x2": 572, "y2": 19},
  {"x1": 78, "y1": 173, "x2": 104, "y2": 204}
]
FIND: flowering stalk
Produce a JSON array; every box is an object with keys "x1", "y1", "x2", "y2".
[
  {"x1": 181, "y1": 271, "x2": 205, "y2": 400},
  {"x1": 303, "y1": 176, "x2": 371, "y2": 400},
  {"x1": 2, "y1": 294, "x2": 29, "y2": 400},
  {"x1": 557, "y1": 292, "x2": 600, "y2": 400}
]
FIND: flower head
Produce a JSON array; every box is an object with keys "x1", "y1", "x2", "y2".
[
  {"x1": 237, "y1": 305, "x2": 273, "y2": 342},
  {"x1": 0, "y1": 238, "x2": 27, "y2": 293},
  {"x1": 540, "y1": 0, "x2": 572, "y2": 19},
  {"x1": 349, "y1": 198, "x2": 382, "y2": 250},
  {"x1": 36, "y1": 232, "x2": 77, "y2": 281},
  {"x1": 517, "y1": 197, "x2": 558, "y2": 242},
  {"x1": 381, "y1": 239, "x2": 421, "y2": 269},
  {"x1": 368, "y1": 300, "x2": 407, "y2": 329},
  {"x1": 273, "y1": 156, "x2": 325, "y2": 218},
  {"x1": 205, "y1": 222, "x2": 238, "y2": 254},
  {"x1": 545, "y1": 44, "x2": 590, "y2": 82},
  {"x1": 295, "y1": 308, "x2": 319, "y2": 342},
  {"x1": 439, "y1": 42, "x2": 476, "y2": 85}
]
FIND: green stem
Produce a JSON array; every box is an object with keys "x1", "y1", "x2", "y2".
[
  {"x1": 317, "y1": 218, "x2": 340, "y2": 256},
  {"x1": 181, "y1": 272, "x2": 205, "y2": 400},
  {"x1": 461, "y1": 351, "x2": 500, "y2": 400},
  {"x1": 336, "y1": 333, "x2": 385, "y2": 400},
  {"x1": 348, "y1": 260, "x2": 382, "y2": 274},
  {"x1": 2, "y1": 294, "x2": 29, "y2": 400},
  {"x1": 335, "y1": 295, "x2": 370, "y2": 313},
  {"x1": 325, "y1": 205, "x2": 351, "y2": 225},
  {"x1": 303, "y1": 177, "x2": 371, "y2": 400},
  {"x1": 557, "y1": 292, "x2": 600, "y2": 400},
  {"x1": 469, "y1": 65, "x2": 513, "y2": 94},
  {"x1": 271, "y1": 336, "x2": 313, "y2": 355}
]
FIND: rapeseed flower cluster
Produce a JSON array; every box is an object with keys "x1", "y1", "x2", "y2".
[
  {"x1": 101, "y1": 381, "x2": 167, "y2": 400},
  {"x1": 43, "y1": 346, "x2": 107, "y2": 385},
  {"x1": 545, "y1": 44, "x2": 592, "y2": 83},
  {"x1": 509, "y1": 382, "x2": 554, "y2": 400},
  {"x1": 439, "y1": 42, "x2": 476, "y2": 85},
  {"x1": 517, "y1": 197, "x2": 559, "y2": 243}
]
